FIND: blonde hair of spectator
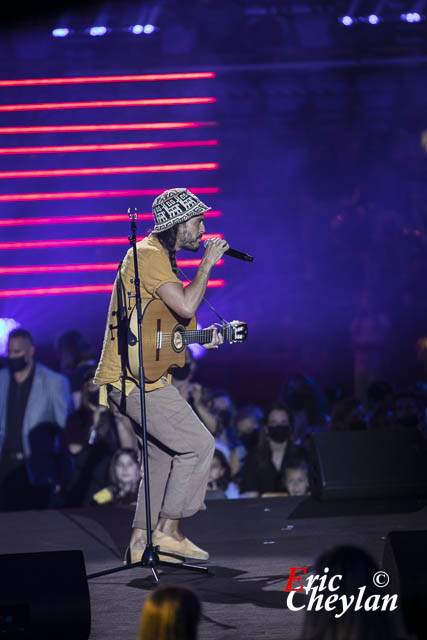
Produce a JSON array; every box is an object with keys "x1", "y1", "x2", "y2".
[{"x1": 138, "y1": 585, "x2": 201, "y2": 640}]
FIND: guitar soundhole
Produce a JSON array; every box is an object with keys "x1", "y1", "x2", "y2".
[{"x1": 171, "y1": 325, "x2": 185, "y2": 353}]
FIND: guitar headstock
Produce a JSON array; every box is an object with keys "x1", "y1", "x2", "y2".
[{"x1": 227, "y1": 320, "x2": 248, "y2": 343}]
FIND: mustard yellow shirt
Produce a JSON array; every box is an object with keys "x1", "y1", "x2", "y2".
[{"x1": 94, "y1": 234, "x2": 183, "y2": 404}]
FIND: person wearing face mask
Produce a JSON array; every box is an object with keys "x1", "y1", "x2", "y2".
[
  {"x1": 239, "y1": 403, "x2": 300, "y2": 497},
  {"x1": 0, "y1": 328, "x2": 73, "y2": 510}
]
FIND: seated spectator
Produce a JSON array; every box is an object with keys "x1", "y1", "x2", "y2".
[
  {"x1": 56, "y1": 330, "x2": 97, "y2": 409},
  {"x1": 301, "y1": 545, "x2": 401, "y2": 640},
  {"x1": 282, "y1": 459, "x2": 310, "y2": 496},
  {"x1": 284, "y1": 375, "x2": 329, "y2": 445},
  {"x1": 65, "y1": 370, "x2": 120, "y2": 506},
  {"x1": 329, "y1": 397, "x2": 368, "y2": 431},
  {"x1": 239, "y1": 403, "x2": 298, "y2": 497},
  {"x1": 198, "y1": 388, "x2": 236, "y2": 459},
  {"x1": 172, "y1": 356, "x2": 233, "y2": 459},
  {"x1": 229, "y1": 405, "x2": 264, "y2": 477},
  {"x1": 0, "y1": 328, "x2": 73, "y2": 511},
  {"x1": 92, "y1": 448, "x2": 140, "y2": 505},
  {"x1": 138, "y1": 585, "x2": 201, "y2": 640},
  {"x1": 393, "y1": 391, "x2": 426, "y2": 432},
  {"x1": 206, "y1": 449, "x2": 239, "y2": 500}
]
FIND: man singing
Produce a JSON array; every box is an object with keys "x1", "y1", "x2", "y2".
[{"x1": 94, "y1": 188, "x2": 229, "y2": 563}]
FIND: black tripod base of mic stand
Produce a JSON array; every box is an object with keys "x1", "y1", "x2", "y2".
[{"x1": 87, "y1": 543, "x2": 215, "y2": 582}]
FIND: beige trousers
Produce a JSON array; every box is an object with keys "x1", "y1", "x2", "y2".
[{"x1": 108, "y1": 383, "x2": 215, "y2": 530}]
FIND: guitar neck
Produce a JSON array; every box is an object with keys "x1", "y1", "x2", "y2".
[{"x1": 184, "y1": 326, "x2": 231, "y2": 346}]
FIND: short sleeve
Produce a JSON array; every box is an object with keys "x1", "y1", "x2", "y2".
[{"x1": 139, "y1": 245, "x2": 183, "y2": 297}]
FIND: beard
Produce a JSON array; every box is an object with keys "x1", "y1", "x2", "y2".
[{"x1": 180, "y1": 229, "x2": 202, "y2": 252}]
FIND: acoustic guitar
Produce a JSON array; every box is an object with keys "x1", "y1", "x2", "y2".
[{"x1": 128, "y1": 299, "x2": 247, "y2": 382}]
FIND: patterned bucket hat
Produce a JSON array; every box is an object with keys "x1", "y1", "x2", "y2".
[{"x1": 152, "y1": 188, "x2": 211, "y2": 233}]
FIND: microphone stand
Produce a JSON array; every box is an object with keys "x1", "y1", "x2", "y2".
[{"x1": 87, "y1": 209, "x2": 213, "y2": 583}]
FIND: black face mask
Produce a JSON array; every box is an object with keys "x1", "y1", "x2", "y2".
[
  {"x1": 240, "y1": 430, "x2": 259, "y2": 449},
  {"x1": 88, "y1": 390, "x2": 100, "y2": 406},
  {"x1": 8, "y1": 356, "x2": 27, "y2": 373},
  {"x1": 268, "y1": 426, "x2": 290, "y2": 443},
  {"x1": 398, "y1": 415, "x2": 419, "y2": 429},
  {"x1": 172, "y1": 362, "x2": 191, "y2": 381}
]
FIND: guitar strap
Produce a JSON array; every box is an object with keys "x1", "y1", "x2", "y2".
[{"x1": 177, "y1": 267, "x2": 228, "y2": 325}]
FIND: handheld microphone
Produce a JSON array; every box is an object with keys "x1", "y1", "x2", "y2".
[{"x1": 204, "y1": 240, "x2": 254, "y2": 262}]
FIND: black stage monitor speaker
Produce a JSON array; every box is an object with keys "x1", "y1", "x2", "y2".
[
  {"x1": 0, "y1": 549, "x2": 90, "y2": 639},
  {"x1": 383, "y1": 530, "x2": 427, "y2": 640},
  {"x1": 309, "y1": 430, "x2": 427, "y2": 500}
]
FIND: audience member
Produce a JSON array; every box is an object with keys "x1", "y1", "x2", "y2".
[
  {"x1": 206, "y1": 389, "x2": 236, "y2": 458},
  {"x1": 392, "y1": 390, "x2": 425, "y2": 432},
  {"x1": 65, "y1": 369, "x2": 120, "y2": 506},
  {"x1": 282, "y1": 458, "x2": 310, "y2": 496},
  {"x1": 0, "y1": 329, "x2": 73, "y2": 510},
  {"x1": 301, "y1": 545, "x2": 401, "y2": 640},
  {"x1": 284, "y1": 375, "x2": 329, "y2": 445},
  {"x1": 229, "y1": 405, "x2": 264, "y2": 477},
  {"x1": 138, "y1": 585, "x2": 201, "y2": 640},
  {"x1": 239, "y1": 403, "x2": 297, "y2": 497},
  {"x1": 56, "y1": 330, "x2": 97, "y2": 408},
  {"x1": 206, "y1": 449, "x2": 239, "y2": 500},
  {"x1": 3, "y1": 320, "x2": 424, "y2": 515},
  {"x1": 92, "y1": 447, "x2": 140, "y2": 505},
  {"x1": 329, "y1": 397, "x2": 367, "y2": 431},
  {"x1": 171, "y1": 354, "x2": 230, "y2": 450}
]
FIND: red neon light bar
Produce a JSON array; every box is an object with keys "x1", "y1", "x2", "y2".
[
  {"x1": 0, "y1": 280, "x2": 226, "y2": 298},
  {"x1": 0, "y1": 210, "x2": 222, "y2": 227},
  {"x1": 0, "y1": 234, "x2": 223, "y2": 251},
  {"x1": 0, "y1": 162, "x2": 218, "y2": 180},
  {"x1": 0, "y1": 259, "x2": 224, "y2": 275},
  {"x1": 0, "y1": 73, "x2": 216, "y2": 88},
  {"x1": 0, "y1": 121, "x2": 217, "y2": 135},
  {"x1": 0, "y1": 139, "x2": 219, "y2": 155},
  {"x1": 0, "y1": 186, "x2": 220, "y2": 203},
  {"x1": 0, "y1": 97, "x2": 216, "y2": 112}
]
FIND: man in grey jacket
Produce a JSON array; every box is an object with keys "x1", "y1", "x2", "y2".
[{"x1": 0, "y1": 328, "x2": 73, "y2": 510}]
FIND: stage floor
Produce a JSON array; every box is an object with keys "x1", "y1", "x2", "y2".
[{"x1": 1, "y1": 496, "x2": 426, "y2": 639}]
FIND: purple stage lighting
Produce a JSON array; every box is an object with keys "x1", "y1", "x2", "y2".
[
  {"x1": 131, "y1": 24, "x2": 144, "y2": 34},
  {"x1": 143, "y1": 24, "x2": 155, "y2": 34},
  {"x1": 52, "y1": 28, "x2": 70, "y2": 37},
  {"x1": 89, "y1": 26, "x2": 107, "y2": 36},
  {"x1": 340, "y1": 16, "x2": 354, "y2": 26},
  {"x1": 0, "y1": 318, "x2": 20, "y2": 354},
  {"x1": 368, "y1": 14, "x2": 380, "y2": 25}
]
